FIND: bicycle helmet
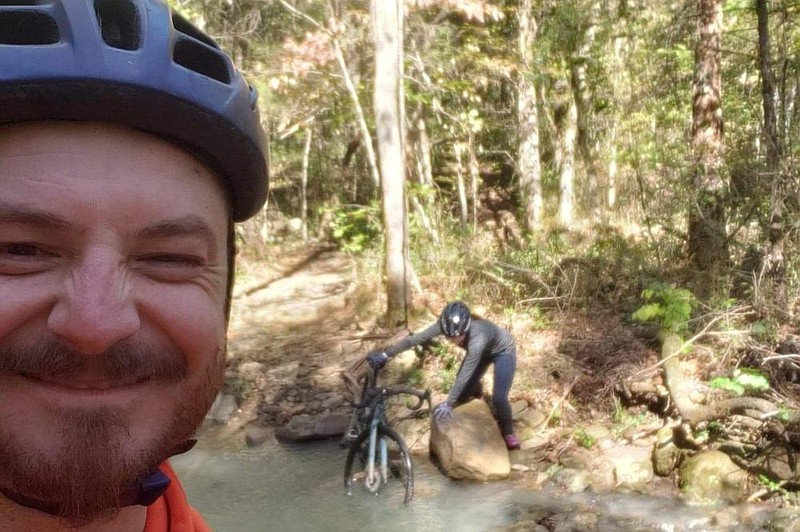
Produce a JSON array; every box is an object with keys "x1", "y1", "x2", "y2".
[
  {"x1": 439, "y1": 301, "x2": 471, "y2": 337},
  {"x1": 0, "y1": 0, "x2": 268, "y2": 222}
]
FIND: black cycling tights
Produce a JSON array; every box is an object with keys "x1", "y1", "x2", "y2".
[{"x1": 457, "y1": 350, "x2": 516, "y2": 436}]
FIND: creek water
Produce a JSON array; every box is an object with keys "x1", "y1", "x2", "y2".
[{"x1": 170, "y1": 436, "x2": 773, "y2": 532}]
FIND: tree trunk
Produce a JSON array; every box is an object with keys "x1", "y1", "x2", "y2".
[
  {"x1": 301, "y1": 127, "x2": 312, "y2": 241},
  {"x1": 757, "y1": 0, "x2": 787, "y2": 314},
  {"x1": 333, "y1": 36, "x2": 382, "y2": 191},
  {"x1": 557, "y1": 91, "x2": 578, "y2": 228},
  {"x1": 409, "y1": 106, "x2": 439, "y2": 243},
  {"x1": 455, "y1": 141, "x2": 469, "y2": 231},
  {"x1": 688, "y1": 0, "x2": 727, "y2": 298},
  {"x1": 573, "y1": 0, "x2": 600, "y2": 218},
  {"x1": 468, "y1": 130, "x2": 480, "y2": 234},
  {"x1": 372, "y1": 0, "x2": 409, "y2": 327},
  {"x1": 276, "y1": 0, "x2": 382, "y2": 193},
  {"x1": 516, "y1": 0, "x2": 543, "y2": 231}
]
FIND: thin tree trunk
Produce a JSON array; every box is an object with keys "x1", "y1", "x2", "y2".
[
  {"x1": 757, "y1": 0, "x2": 787, "y2": 313},
  {"x1": 608, "y1": 125, "x2": 617, "y2": 211},
  {"x1": 333, "y1": 37, "x2": 382, "y2": 190},
  {"x1": 454, "y1": 141, "x2": 468, "y2": 231},
  {"x1": 573, "y1": 0, "x2": 600, "y2": 217},
  {"x1": 301, "y1": 127, "x2": 312, "y2": 241},
  {"x1": 468, "y1": 130, "x2": 480, "y2": 234},
  {"x1": 415, "y1": 109, "x2": 434, "y2": 187},
  {"x1": 409, "y1": 106, "x2": 439, "y2": 243},
  {"x1": 557, "y1": 94, "x2": 578, "y2": 228},
  {"x1": 278, "y1": 0, "x2": 382, "y2": 191},
  {"x1": 517, "y1": 0, "x2": 543, "y2": 231}
]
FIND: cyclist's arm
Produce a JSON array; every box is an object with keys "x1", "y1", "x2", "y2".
[{"x1": 382, "y1": 323, "x2": 442, "y2": 359}]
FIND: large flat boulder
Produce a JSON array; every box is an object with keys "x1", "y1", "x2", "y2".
[{"x1": 430, "y1": 399, "x2": 510, "y2": 481}]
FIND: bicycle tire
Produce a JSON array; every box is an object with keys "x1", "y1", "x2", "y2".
[{"x1": 344, "y1": 424, "x2": 414, "y2": 504}]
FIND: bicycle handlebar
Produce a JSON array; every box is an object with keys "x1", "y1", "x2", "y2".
[
  {"x1": 349, "y1": 386, "x2": 431, "y2": 410},
  {"x1": 346, "y1": 363, "x2": 431, "y2": 411}
]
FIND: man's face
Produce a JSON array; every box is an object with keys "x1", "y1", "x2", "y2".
[{"x1": 0, "y1": 122, "x2": 230, "y2": 523}]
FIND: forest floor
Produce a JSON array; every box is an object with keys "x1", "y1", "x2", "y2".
[{"x1": 225, "y1": 240, "x2": 663, "y2": 423}]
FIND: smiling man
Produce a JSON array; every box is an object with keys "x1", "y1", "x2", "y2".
[{"x1": 0, "y1": 1, "x2": 268, "y2": 531}]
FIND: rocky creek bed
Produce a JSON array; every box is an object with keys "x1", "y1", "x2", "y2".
[{"x1": 199, "y1": 242, "x2": 800, "y2": 531}]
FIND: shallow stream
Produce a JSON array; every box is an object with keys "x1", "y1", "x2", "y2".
[{"x1": 170, "y1": 437, "x2": 782, "y2": 532}]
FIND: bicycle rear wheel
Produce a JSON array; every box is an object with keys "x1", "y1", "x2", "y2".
[{"x1": 344, "y1": 424, "x2": 414, "y2": 504}]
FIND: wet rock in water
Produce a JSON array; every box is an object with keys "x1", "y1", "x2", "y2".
[
  {"x1": 550, "y1": 468, "x2": 591, "y2": 493},
  {"x1": 429, "y1": 399, "x2": 510, "y2": 481},
  {"x1": 275, "y1": 412, "x2": 350, "y2": 442},
  {"x1": 245, "y1": 424, "x2": 272, "y2": 447},
  {"x1": 206, "y1": 393, "x2": 239, "y2": 424},
  {"x1": 607, "y1": 445, "x2": 653, "y2": 492},
  {"x1": 766, "y1": 507, "x2": 800, "y2": 531},
  {"x1": 312, "y1": 413, "x2": 351, "y2": 437},
  {"x1": 652, "y1": 426, "x2": 682, "y2": 476},
  {"x1": 679, "y1": 450, "x2": 747, "y2": 504}
]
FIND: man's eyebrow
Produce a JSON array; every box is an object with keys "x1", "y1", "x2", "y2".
[
  {"x1": 136, "y1": 216, "x2": 219, "y2": 249},
  {"x1": 0, "y1": 203, "x2": 73, "y2": 230}
]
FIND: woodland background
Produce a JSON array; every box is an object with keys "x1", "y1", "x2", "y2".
[
  {"x1": 182, "y1": 0, "x2": 800, "y2": 499},
  {"x1": 179, "y1": 0, "x2": 798, "y2": 321}
]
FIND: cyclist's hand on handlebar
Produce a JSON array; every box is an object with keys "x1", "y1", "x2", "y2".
[
  {"x1": 432, "y1": 401, "x2": 453, "y2": 421},
  {"x1": 367, "y1": 351, "x2": 388, "y2": 370}
]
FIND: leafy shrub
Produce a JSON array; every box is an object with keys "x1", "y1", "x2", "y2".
[
  {"x1": 632, "y1": 282, "x2": 696, "y2": 334},
  {"x1": 710, "y1": 368, "x2": 770, "y2": 396},
  {"x1": 326, "y1": 203, "x2": 381, "y2": 254}
]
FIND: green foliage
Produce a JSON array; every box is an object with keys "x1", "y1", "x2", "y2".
[
  {"x1": 573, "y1": 428, "x2": 597, "y2": 449},
  {"x1": 405, "y1": 368, "x2": 424, "y2": 387},
  {"x1": 325, "y1": 203, "x2": 381, "y2": 254},
  {"x1": 756, "y1": 474, "x2": 789, "y2": 498},
  {"x1": 710, "y1": 368, "x2": 770, "y2": 396},
  {"x1": 632, "y1": 283, "x2": 696, "y2": 333},
  {"x1": 750, "y1": 320, "x2": 779, "y2": 343},
  {"x1": 611, "y1": 399, "x2": 648, "y2": 436}
]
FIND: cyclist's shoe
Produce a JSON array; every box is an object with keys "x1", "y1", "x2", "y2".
[{"x1": 504, "y1": 434, "x2": 521, "y2": 451}]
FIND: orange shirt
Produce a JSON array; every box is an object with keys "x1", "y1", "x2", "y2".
[{"x1": 143, "y1": 462, "x2": 211, "y2": 532}]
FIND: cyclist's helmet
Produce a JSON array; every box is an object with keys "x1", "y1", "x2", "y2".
[
  {"x1": 0, "y1": 0, "x2": 268, "y2": 222},
  {"x1": 439, "y1": 301, "x2": 471, "y2": 337}
]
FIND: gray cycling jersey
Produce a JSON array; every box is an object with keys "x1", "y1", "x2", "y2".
[{"x1": 383, "y1": 318, "x2": 516, "y2": 405}]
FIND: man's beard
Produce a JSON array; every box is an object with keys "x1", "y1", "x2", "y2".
[{"x1": 0, "y1": 337, "x2": 224, "y2": 527}]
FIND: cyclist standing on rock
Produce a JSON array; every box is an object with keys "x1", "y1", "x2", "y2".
[{"x1": 368, "y1": 301, "x2": 521, "y2": 450}]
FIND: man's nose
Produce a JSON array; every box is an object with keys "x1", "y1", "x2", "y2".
[{"x1": 47, "y1": 249, "x2": 140, "y2": 355}]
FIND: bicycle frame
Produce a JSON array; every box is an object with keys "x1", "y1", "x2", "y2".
[{"x1": 344, "y1": 363, "x2": 430, "y2": 503}]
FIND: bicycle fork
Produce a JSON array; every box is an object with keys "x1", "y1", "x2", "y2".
[{"x1": 365, "y1": 408, "x2": 387, "y2": 493}]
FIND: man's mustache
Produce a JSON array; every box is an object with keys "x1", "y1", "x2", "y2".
[{"x1": 0, "y1": 338, "x2": 186, "y2": 382}]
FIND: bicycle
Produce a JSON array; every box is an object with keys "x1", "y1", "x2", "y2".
[{"x1": 343, "y1": 362, "x2": 431, "y2": 504}]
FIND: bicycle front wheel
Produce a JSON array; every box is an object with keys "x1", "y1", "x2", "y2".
[{"x1": 344, "y1": 424, "x2": 414, "y2": 504}]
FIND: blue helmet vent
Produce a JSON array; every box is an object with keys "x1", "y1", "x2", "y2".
[
  {"x1": 0, "y1": 9, "x2": 59, "y2": 44},
  {"x1": 173, "y1": 37, "x2": 231, "y2": 85},
  {"x1": 172, "y1": 11, "x2": 218, "y2": 49},
  {"x1": 94, "y1": 0, "x2": 139, "y2": 51}
]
